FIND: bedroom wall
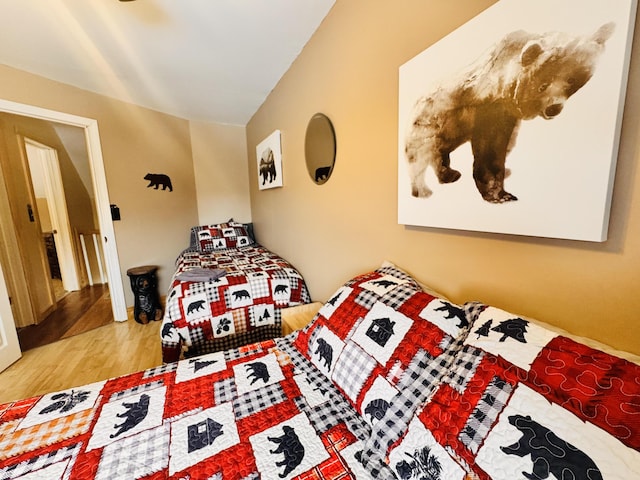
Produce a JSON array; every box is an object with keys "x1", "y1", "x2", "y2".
[
  {"x1": 0, "y1": 64, "x2": 199, "y2": 306},
  {"x1": 246, "y1": 0, "x2": 640, "y2": 354},
  {"x1": 190, "y1": 121, "x2": 252, "y2": 226}
]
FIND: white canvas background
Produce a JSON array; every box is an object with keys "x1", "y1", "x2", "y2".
[{"x1": 398, "y1": 0, "x2": 637, "y2": 241}]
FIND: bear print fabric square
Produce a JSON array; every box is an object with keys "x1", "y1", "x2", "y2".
[
  {"x1": 382, "y1": 302, "x2": 640, "y2": 479},
  {"x1": 193, "y1": 221, "x2": 255, "y2": 252},
  {"x1": 294, "y1": 264, "x2": 470, "y2": 428}
]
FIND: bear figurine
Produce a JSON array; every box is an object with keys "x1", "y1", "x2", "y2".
[{"x1": 404, "y1": 23, "x2": 614, "y2": 203}]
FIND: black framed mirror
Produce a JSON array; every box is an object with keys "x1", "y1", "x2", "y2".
[{"x1": 305, "y1": 113, "x2": 336, "y2": 185}]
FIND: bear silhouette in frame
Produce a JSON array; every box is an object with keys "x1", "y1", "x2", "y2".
[
  {"x1": 404, "y1": 23, "x2": 614, "y2": 203},
  {"x1": 144, "y1": 173, "x2": 173, "y2": 192},
  {"x1": 501, "y1": 414, "x2": 602, "y2": 480}
]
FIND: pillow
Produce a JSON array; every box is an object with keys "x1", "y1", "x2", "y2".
[
  {"x1": 376, "y1": 302, "x2": 640, "y2": 479},
  {"x1": 381, "y1": 260, "x2": 451, "y2": 301},
  {"x1": 189, "y1": 221, "x2": 255, "y2": 251},
  {"x1": 294, "y1": 263, "x2": 470, "y2": 435}
]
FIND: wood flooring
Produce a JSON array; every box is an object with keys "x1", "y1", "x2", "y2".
[
  {"x1": 17, "y1": 284, "x2": 113, "y2": 351},
  {"x1": 0, "y1": 312, "x2": 163, "y2": 405}
]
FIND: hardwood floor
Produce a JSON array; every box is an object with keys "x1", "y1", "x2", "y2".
[
  {"x1": 17, "y1": 284, "x2": 112, "y2": 351},
  {"x1": 0, "y1": 318, "x2": 163, "y2": 404}
]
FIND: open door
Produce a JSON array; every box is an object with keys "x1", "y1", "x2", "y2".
[
  {"x1": 0, "y1": 99, "x2": 127, "y2": 324},
  {"x1": 0, "y1": 262, "x2": 21, "y2": 372},
  {"x1": 25, "y1": 138, "x2": 81, "y2": 293}
]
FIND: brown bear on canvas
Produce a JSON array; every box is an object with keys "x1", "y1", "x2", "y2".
[{"x1": 404, "y1": 23, "x2": 614, "y2": 203}]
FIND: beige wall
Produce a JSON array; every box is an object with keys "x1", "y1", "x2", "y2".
[
  {"x1": 0, "y1": 64, "x2": 199, "y2": 305},
  {"x1": 0, "y1": 113, "x2": 97, "y2": 235},
  {"x1": 190, "y1": 121, "x2": 252, "y2": 225},
  {"x1": 246, "y1": 0, "x2": 640, "y2": 354}
]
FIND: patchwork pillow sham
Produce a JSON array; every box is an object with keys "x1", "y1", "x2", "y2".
[
  {"x1": 378, "y1": 302, "x2": 640, "y2": 480},
  {"x1": 294, "y1": 264, "x2": 470, "y2": 435},
  {"x1": 190, "y1": 221, "x2": 255, "y2": 252}
]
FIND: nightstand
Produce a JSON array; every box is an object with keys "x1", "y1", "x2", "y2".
[{"x1": 282, "y1": 302, "x2": 322, "y2": 335}]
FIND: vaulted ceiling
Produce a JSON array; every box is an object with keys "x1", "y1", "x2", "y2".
[{"x1": 0, "y1": 0, "x2": 335, "y2": 125}]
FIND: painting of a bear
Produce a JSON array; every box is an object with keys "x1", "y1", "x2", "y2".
[{"x1": 397, "y1": 0, "x2": 637, "y2": 242}]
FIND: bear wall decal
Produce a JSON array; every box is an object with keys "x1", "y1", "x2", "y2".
[
  {"x1": 404, "y1": 23, "x2": 614, "y2": 203},
  {"x1": 144, "y1": 173, "x2": 173, "y2": 192}
]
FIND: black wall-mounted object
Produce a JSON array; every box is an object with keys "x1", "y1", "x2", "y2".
[
  {"x1": 110, "y1": 204, "x2": 121, "y2": 221},
  {"x1": 144, "y1": 173, "x2": 173, "y2": 192}
]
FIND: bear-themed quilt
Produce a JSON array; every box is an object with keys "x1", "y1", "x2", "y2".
[
  {"x1": 370, "y1": 302, "x2": 640, "y2": 480},
  {"x1": 3, "y1": 262, "x2": 639, "y2": 479},
  {"x1": 160, "y1": 222, "x2": 311, "y2": 362},
  {"x1": 0, "y1": 337, "x2": 397, "y2": 480}
]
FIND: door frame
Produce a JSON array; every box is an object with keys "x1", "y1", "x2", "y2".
[
  {"x1": 0, "y1": 99, "x2": 127, "y2": 322},
  {"x1": 0, "y1": 261, "x2": 20, "y2": 372},
  {"x1": 25, "y1": 138, "x2": 81, "y2": 292}
]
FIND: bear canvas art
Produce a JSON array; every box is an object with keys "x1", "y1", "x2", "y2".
[
  {"x1": 404, "y1": 23, "x2": 613, "y2": 203},
  {"x1": 256, "y1": 130, "x2": 283, "y2": 190},
  {"x1": 397, "y1": 0, "x2": 637, "y2": 242}
]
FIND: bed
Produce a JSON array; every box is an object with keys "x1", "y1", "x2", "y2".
[
  {"x1": 160, "y1": 221, "x2": 311, "y2": 363},
  {"x1": 1, "y1": 263, "x2": 639, "y2": 479}
]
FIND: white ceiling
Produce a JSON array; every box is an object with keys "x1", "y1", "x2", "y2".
[{"x1": 0, "y1": 0, "x2": 335, "y2": 126}]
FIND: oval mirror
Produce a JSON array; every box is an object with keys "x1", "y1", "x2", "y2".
[{"x1": 305, "y1": 113, "x2": 336, "y2": 185}]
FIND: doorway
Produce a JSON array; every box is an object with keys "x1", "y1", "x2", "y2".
[
  {"x1": 25, "y1": 138, "x2": 82, "y2": 298},
  {"x1": 0, "y1": 99, "x2": 127, "y2": 372}
]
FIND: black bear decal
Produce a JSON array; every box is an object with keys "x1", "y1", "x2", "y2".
[
  {"x1": 187, "y1": 418, "x2": 224, "y2": 453},
  {"x1": 501, "y1": 414, "x2": 602, "y2": 480},
  {"x1": 246, "y1": 361, "x2": 270, "y2": 385},
  {"x1": 110, "y1": 394, "x2": 150, "y2": 438},
  {"x1": 268, "y1": 425, "x2": 305, "y2": 478},
  {"x1": 144, "y1": 173, "x2": 173, "y2": 192},
  {"x1": 314, "y1": 338, "x2": 333, "y2": 370},
  {"x1": 434, "y1": 302, "x2": 469, "y2": 329},
  {"x1": 187, "y1": 300, "x2": 206, "y2": 315}
]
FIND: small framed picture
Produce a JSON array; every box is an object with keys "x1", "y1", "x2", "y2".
[{"x1": 256, "y1": 130, "x2": 283, "y2": 190}]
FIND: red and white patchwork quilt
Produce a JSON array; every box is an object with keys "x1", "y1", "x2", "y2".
[
  {"x1": 3, "y1": 262, "x2": 639, "y2": 480},
  {"x1": 161, "y1": 244, "x2": 310, "y2": 362},
  {"x1": 366, "y1": 303, "x2": 640, "y2": 480},
  {"x1": 0, "y1": 338, "x2": 395, "y2": 479}
]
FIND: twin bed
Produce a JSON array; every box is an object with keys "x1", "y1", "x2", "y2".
[
  {"x1": 1, "y1": 248, "x2": 639, "y2": 478},
  {"x1": 159, "y1": 221, "x2": 311, "y2": 362}
]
